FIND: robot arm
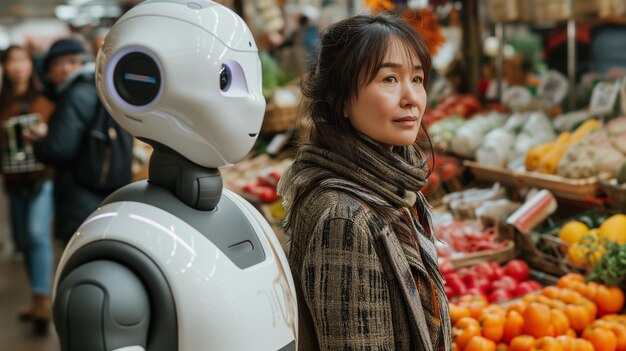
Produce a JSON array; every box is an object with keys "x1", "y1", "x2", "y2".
[{"x1": 54, "y1": 260, "x2": 150, "y2": 351}]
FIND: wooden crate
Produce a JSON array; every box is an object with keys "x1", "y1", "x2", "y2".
[
  {"x1": 489, "y1": 0, "x2": 532, "y2": 22},
  {"x1": 532, "y1": 0, "x2": 597, "y2": 22},
  {"x1": 599, "y1": 0, "x2": 626, "y2": 17}
]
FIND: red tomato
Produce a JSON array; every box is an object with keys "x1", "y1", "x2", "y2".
[
  {"x1": 472, "y1": 262, "x2": 495, "y2": 280},
  {"x1": 488, "y1": 288, "x2": 513, "y2": 303},
  {"x1": 490, "y1": 276, "x2": 518, "y2": 292},
  {"x1": 503, "y1": 259, "x2": 530, "y2": 282},
  {"x1": 447, "y1": 274, "x2": 467, "y2": 297},
  {"x1": 513, "y1": 280, "x2": 542, "y2": 297},
  {"x1": 490, "y1": 263, "x2": 505, "y2": 280},
  {"x1": 466, "y1": 287, "x2": 488, "y2": 298}
]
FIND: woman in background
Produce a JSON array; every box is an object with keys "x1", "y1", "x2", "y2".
[{"x1": 0, "y1": 44, "x2": 55, "y2": 334}]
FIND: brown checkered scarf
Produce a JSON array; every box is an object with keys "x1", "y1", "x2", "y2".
[{"x1": 280, "y1": 134, "x2": 452, "y2": 351}]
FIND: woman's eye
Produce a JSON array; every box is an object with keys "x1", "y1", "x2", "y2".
[
  {"x1": 383, "y1": 76, "x2": 397, "y2": 83},
  {"x1": 413, "y1": 76, "x2": 424, "y2": 84}
]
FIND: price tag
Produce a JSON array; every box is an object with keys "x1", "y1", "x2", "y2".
[
  {"x1": 589, "y1": 80, "x2": 621, "y2": 117},
  {"x1": 538, "y1": 70, "x2": 568, "y2": 107},
  {"x1": 502, "y1": 86, "x2": 532, "y2": 110}
]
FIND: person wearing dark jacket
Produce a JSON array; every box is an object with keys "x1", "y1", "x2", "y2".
[
  {"x1": 26, "y1": 38, "x2": 127, "y2": 244},
  {"x1": 0, "y1": 44, "x2": 55, "y2": 334}
]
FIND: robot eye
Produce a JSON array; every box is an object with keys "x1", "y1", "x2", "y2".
[
  {"x1": 220, "y1": 64, "x2": 231, "y2": 91},
  {"x1": 219, "y1": 60, "x2": 249, "y2": 97}
]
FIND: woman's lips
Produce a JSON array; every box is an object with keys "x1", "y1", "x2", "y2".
[{"x1": 393, "y1": 116, "x2": 418, "y2": 126}]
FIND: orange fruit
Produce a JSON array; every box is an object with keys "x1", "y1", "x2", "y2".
[{"x1": 559, "y1": 221, "x2": 589, "y2": 245}]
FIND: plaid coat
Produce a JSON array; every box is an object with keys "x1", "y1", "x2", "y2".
[{"x1": 287, "y1": 190, "x2": 446, "y2": 351}]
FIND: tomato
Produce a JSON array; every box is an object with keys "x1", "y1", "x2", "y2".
[
  {"x1": 582, "y1": 326, "x2": 617, "y2": 351},
  {"x1": 465, "y1": 287, "x2": 488, "y2": 298},
  {"x1": 465, "y1": 274, "x2": 491, "y2": 293},
  {"x1": 453, "y1": 317, "x2": 481, "y2": 351},
  {"x1": 557, "y1": 273, "x2": 585, "y2": 289},
  {"x1": 570, "y1": 339, "x2": 594, "y2": 351},
  {"x1": 504, "y1": 259, "x2": 530, "y2": 282},
  {"x1": 503, "y1": 310, "x2": 525, "y2": 344},
  {"x1": 532, "y1": 336, "x2": 565, "y2": 351},
  {"x1": 481, "y1": 312, "x2": 506, "y2": 342},
  {"x1": 550, "y1": 309, "x2": 570, "y2": 337},
  {"x1": 513, "y1": 280, "x2": 542, "y2": 296},
  {"x1": 595, "y1": 285, "x2": 625, "y2": 316},
  {"x1": 510, "y1": 335, "x2": 536, "y2": 351},
  {"x1": 608, "y1": 323, "x2": 626, "y2": 351},
  {"x1": 457, "y1": 295, "x2": 489, "y2": 319},
  {"x1": 556, "y1": 335, "x2": 574, "y2": 351},
  {"x1": 514, "y1": 281, "x2": 542, "y2": 297},
  {"x1": 449, "y1": 303, "x2": 471, "y2": 325},
  {"x1": 488, "y1": 288, "x2": 513, "y2": 303},
  {"x1": 496, "y1": 342, "x2": 509, "y2": 351},
  {"x1": 447, "y1": 274, "x2": 467, "y2": 297},
  {"x1": 465, "y1": 336, "x2": 496, "y2": 351},
  {"x1": 473, "y1": 262, "x2": 496, "y2": 280},
  {"x1": 491, "y1": 276, "x2": 519, "y2": 292},
  {"x1": 564, "y1": 304, "x2": 591, "y2": 333},
  {"x1": 523, "y1": 303, "x2": 552, "y2": 338},
  {"x1": 490, "y1": 263, "x2": 505, "y2": 280}
]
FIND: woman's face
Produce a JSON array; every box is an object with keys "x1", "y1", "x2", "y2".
[
  {"x1": 346, "y1": 39, "x2": 426, "y2": 149},
  {"x1": 4, "y1": 48, "x2": 33, "y2": 85}
]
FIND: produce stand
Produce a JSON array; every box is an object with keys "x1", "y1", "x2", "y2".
[
  {"x1": 464, "y1": 160, "x2": 606, "y2": 202},
  {"x1": 449, "y1": 240, "x2": 516, "y2": 269}
]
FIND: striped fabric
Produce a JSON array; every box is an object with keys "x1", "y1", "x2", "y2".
[
  {"x1": 1, "y1": 113, "x2": 45, "y2": 174},
  {"x1": 279, "y1": 135, "x2": 451, "y2": 351}
]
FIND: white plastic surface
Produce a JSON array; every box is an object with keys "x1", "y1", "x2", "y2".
[
  {"x1": 53, "y1": 188, "x2": 297, "y2": 350},
  {"x1": 95, "y1": 0, "x2": 265, "y2": 167},
  {"x1": 112, "y1": 346, "x2": 146, "y2": 351}
]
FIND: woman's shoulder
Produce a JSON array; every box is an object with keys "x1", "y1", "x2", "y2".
[{"x1": 304, "y1": 187, "x2": 374, "y2": 222}]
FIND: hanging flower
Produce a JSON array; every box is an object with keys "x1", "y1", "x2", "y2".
[
  {"x1": 363, "y1": 0, "x2": 396, "y2": 13},
  {"x1": 402, "y1": 8, "x2": 445, "y2": 55}
]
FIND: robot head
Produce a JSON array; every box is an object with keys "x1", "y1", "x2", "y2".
[{"x1": 96, "y1": 0, "x2": 265, "y2": 168}]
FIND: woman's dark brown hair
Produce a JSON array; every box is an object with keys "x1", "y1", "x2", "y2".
[
  {"x1": 293, "y1": 14, "x2": 436, "y2": 251},
  {"x1": 299, "y1": 13, "x2": 434, "y2": 168},
  {"x1": 0, "y1": 45, "x2": 40, "y2": 113}
]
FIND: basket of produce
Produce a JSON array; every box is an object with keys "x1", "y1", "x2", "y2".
[
  {"x1": 518, "y1": 209, "x2": 624, "y2": 277},
  {"x1": 599, "y1": 160, "x2": 626, "y2": 212},
  {"x1": 439, "y1": 258, "x2": 543, "y2": 303},
  {"x1": 434, "y1": 216, "x2": 516, "y2": 269},
  {"x1": 448, "y1": 272, "x2": 626, "y2": 351},
  {"x1": 261, "y1": 104, "x2": 298, "y2": 134}
]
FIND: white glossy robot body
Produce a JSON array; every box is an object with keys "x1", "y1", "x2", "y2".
[
  {"x1": 54, "y1": 184, "x2": 297, "y2": 351},
  {"x1": 52, "y1": 0, "x2": 297, "y2": 350}
]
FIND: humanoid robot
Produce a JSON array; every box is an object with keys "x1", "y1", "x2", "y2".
[{"x1": 51, "y1": 1, "x2": 297, "y2": 350}]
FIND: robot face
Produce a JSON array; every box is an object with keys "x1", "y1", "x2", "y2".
[{"x1": 95, "y1": 0, "x2": 265, "y2": 167}]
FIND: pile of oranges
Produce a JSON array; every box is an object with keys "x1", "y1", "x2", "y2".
[{"x1": 450, "y1": 273, "x2": 626, "y2": 351}]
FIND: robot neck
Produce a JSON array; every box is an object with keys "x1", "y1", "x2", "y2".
[{"x1": 144, "y1": 139, "x2": 222, "y2": 211}]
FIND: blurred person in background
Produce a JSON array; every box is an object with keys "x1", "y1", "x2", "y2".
[
  {"x1": 23, "y1": 38, "x2": 103, "y2": 245},
  {"x1": 0, "y1": 44, "x2": 55, "y2": 334}
]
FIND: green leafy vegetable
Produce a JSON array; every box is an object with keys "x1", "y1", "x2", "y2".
[{"x1": 587, "y1": 241, "x2": 626, "y2": 286}]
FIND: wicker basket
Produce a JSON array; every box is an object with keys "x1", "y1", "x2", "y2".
[
  {"x1": 513, "y1": 209, "x2": 615, "y2": 277},
  {"x1": 261, "y1": 104, "x2": 298, "y2": 134},
  {"x1": 599, "y1": 178, "x2": 626, "y2": 213}
]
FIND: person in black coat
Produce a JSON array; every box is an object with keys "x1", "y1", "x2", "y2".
[{"x1": 26, "y1": 38, "x2": 129, "y2": 244}]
